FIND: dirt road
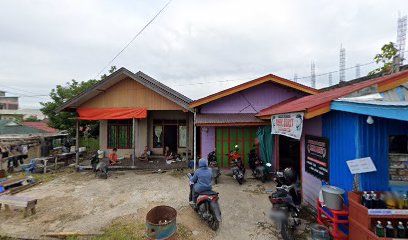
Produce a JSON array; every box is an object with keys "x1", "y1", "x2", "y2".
[{"x1": 0, "y1": 169, "x2": 311, "y2": 239}]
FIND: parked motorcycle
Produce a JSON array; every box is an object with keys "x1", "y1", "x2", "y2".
[
  {"x1": 268, "y1": 168, "x2": 301, "y2": 240},
  {"x1": 248, "y1": 148, "x2": 268, "y2": 182},
  {"x1": 188, "y1": 173, "x2": 222, "y2": 230},
  {"x1": 227, "y1": 145, "x2": 245, "y2": 185},
  {"x1": 208, "y1": 151, "x2": 221, "y2": 184},
  {"x1": 89, "y1": 152, "x2": 108, "y2": 179}
]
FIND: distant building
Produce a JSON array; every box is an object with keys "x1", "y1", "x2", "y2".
[
  {"x1": 0, "y1": 90, "x2": 19, "y2": 110},
  {"x1": 0, "y1": 90, "x2": 45, "y2": 121}
]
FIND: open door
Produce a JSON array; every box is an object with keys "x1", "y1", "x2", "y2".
[{"x1": 163, "y1": 125, "x2": 178, "y2": 153}]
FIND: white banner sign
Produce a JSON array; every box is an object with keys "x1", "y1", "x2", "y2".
[
  {"x1": 346, "y1": 157, "x2": 377, "y2": 174},
  {"x1": 271, "y1": 112, "x2": 304, "y2": 140}
]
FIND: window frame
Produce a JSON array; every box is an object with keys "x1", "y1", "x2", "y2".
[{"x1": 107, "y1": 120, "x2": 133, "y2": 149}]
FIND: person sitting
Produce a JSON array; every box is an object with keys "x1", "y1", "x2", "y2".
[
  {"x1": 165, "y1": 146, "x2": 175, "y2": 163},
  {"x1": 108, "y1": 148, "x2": 120, "y2": 165},
  {"x1": 138, "y1": 146, "x2": 151, "y2": 161},
  {"x1": 189, "y1": 158, "x2": 213, "y2": 204}
]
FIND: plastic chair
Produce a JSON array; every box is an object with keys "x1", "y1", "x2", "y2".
[{"x1": 21, "y1": 159, "x2": 37, "y2": 175}]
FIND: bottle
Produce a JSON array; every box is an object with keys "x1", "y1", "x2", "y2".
[
  {"x1": 361, "y1": 191, "x2": 368, "y2": 206},
  {"x1": 371, "y1": 191, "x2": 378, "y2": 209},
  {"x1": 365, "y1": 193, "x2": 373, "y2": 209},
  {"x1": 397, "y1": 221, "x2": 406, "y2": 238},
  {"x1": 386, "y1": 221, "x2": 395, "y2": 238},
  {"x1": 375, "y1": 221, "x2": 385, "y2": 237}
]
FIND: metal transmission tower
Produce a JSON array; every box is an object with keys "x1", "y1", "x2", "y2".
[
  {"x1": 294, "y1": 73, "x2": 298, "y2": 83},
  {"x1": 339, "y1": 45, "x2": 346, "y2": 82},
  {"x1": 328, "y1": 72, "x2": 333, "y2": 87},
  {"x1": 311, "y1": 62, "x2": 316, "y2": 88},
  {"x1": 355, "y1": 64, "x2": 361, "y2": 78},
  {"x1": 396, "y1": 14, "x2": 407, "y2": 65}
]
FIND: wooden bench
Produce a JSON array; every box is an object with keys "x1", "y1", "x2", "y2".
[{"x1": 0, "y1": 195, "x2": 37, "y2": 217}]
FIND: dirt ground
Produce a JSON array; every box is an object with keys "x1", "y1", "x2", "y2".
[{"x1": 0, "y1": 169, "x2": 313, "y2": 240}]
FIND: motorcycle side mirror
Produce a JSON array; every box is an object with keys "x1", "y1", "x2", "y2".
[{"x1": 266, "y1": 163, "x2": 272, "y2": 167}]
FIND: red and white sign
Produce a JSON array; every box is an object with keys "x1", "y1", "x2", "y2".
[{"x1": 271, "y1": 112, "x2": 304, "y2": 140}]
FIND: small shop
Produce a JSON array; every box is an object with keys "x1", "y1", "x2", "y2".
[
  {"x1": 190, "y1": 74, "x2": 318, "y2": 168},
  {"x1": 257, "y1": 70, "x2": 408, "y2": 207}
]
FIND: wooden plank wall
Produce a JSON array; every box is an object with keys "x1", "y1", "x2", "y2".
[{"x1": 81, "y1": 77, "x2": 185, "y2": 110}]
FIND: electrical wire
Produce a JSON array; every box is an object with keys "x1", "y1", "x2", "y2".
[{"x1": 93, "y1": 0, "x2": 173, "y2": 79}]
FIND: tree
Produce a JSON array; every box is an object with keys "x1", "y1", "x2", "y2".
[
  {"x1": 23, "y1": 115, "x2": 41, "y2": 122},
  {"x1": 40, "y1": 66, "x2": 117, "y2": 136},
  {"x1": 368, "y1": 42, "x2": 399, "y2": 75}
]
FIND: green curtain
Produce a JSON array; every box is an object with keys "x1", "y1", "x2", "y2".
[{"x1": 256, "y1": 126, "x2": 274, "y2": 166}]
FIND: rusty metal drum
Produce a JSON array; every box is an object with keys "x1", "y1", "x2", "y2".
[{"x1": 146, "y1": 205, "x2": 177, "y2": 240}]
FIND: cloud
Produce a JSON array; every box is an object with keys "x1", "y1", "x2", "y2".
[{"x1": 0, "y1": 0, "x2": 406, "y2": 107}]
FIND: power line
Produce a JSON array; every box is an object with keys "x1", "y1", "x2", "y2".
[{"x1": 93, "y1": 0, "x2": 173, "y2": 79}]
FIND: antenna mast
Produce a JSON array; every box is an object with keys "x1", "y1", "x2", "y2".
[
  {"x1": 396, "y1": 13, "x2": 407, "y2": 65},
  {"x1": 311, "y1": 61, "x2": 316, "y2": 88},
  {"x1": 339, "y1": 45, "x2": 346, "y2": 82}
]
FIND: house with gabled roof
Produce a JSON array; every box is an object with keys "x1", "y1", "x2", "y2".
[
  {"x1": 189, "y1": 74, "x2": 319, "y2": 169},
  {"x1": 58, "y1": 68, "x2": 194, "y2": 166}
]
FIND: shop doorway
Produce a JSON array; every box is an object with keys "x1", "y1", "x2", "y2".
[
  {"x1": 278, "y1": 135, "x2": 300, "y2": 175},
  {"x1": 163, "y1": 125, "x2": 178, "y2": 153}
]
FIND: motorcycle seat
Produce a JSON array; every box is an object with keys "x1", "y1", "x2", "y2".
[{"x1": 199, "y1": 190, "x2": 219, "y2": 196}]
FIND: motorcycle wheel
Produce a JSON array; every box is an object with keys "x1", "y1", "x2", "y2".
[
  {"x1": 237, "y1": 177, "x2": 243, "y2": 185},
  {"x1": 210, "y1": 219, "x2": 219, "y2": 231},
  {"x1": 261, "y1": 174, "x2": 266, "y2": 183},
  {"x1": 280, "y1": 222, "x2": 295, "y2": 240}
]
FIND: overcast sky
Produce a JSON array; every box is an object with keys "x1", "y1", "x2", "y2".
[{"x1": 0, "y1": 0, "x2": 407, "y2": 108}]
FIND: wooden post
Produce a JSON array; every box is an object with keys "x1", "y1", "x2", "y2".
[
  {"x1": 75, "y1": 119, "x2": 79, "y2": 170},
  {"x1": 132, "y1": 118, "x2": 136, "y2": 166}
]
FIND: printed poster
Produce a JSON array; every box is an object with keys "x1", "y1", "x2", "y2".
[{"x1": 271, "y1": 112, "x2": 304, "y2": 140}]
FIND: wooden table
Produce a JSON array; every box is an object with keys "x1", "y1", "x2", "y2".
[
  {"x1": 35, "y1": 157, "x2": 53, "y2": 173},
  {"x1": 54, "y1": 152, "x2": 76, "y2": 170},
  {"x1": 0, "y1": 195, "x2": 37, "y2": 217}
]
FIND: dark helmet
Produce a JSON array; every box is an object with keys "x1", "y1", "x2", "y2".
[{"x1": 283, "y1": 167, "x2": 297, "y2": 184}]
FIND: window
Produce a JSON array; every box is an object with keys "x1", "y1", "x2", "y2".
[
  {"x1": 108, "y1": 120, "x2": 133, "y2": 149},
  {"x1": 153, "y1": 125, "x2": 163, "y2": 148},
  {"x1": 178, "y1": 125, "x2": 187, "y2": 148}
]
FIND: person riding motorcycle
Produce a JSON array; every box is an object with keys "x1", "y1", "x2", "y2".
[{"x1": 189, "y1": 158, "x2": 212, "y2": 204}]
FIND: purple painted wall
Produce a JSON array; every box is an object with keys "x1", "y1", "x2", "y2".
[
  {"x1": 301, "y1": 117, "x2": 323, "y2": 206},
  {"x1": 201, "y1": 126, "x2": 215, "y2": 158},
  {"x1": 201, "y1": 82, "x2": 306, "y2": 114},
  {"x1": 200, "y1": 82, "x2": 309, "y2": 158}
]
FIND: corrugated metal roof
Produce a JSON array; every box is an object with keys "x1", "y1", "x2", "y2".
[
  {"x1": 0, "y1": 120, "x2": 48, "y2": 135},
  {"x1": 195, "y1": 113, "x2": 266, "y2": 125},
  {"x1": 256, "y1": 70, "x2": 408, "y2": 118},
  {"x1": 57, "y1": 68, "x2": 192, "y2": 112},
  {"x1": 21, "y1": 122, "x2": 59, "y2": 133}
]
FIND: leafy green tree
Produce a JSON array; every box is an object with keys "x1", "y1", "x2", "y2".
[
  {"x1": 368, "y1": 42, "x2": 399, "y2": 75},
  {"x1": 40, "y1": 66, "x2": 117, "y2": 136},
  {"x1": 23, "y1": 115, "x2": 41, "y2": 122}
]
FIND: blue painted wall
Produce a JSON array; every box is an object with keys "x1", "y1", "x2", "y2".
[{"x1": 322, "y1": 111, "x2": 408, "y2": 193}]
